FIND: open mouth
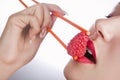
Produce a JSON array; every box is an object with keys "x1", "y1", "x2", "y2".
[
  {"x1": 75, "y1": 39, "x2": 96, "y2": 64},
  {"x1": 67, "y1": 32, "x2": 96, "y2": 64},
  {"x1": 84, "y1": 48, "x2": 96, "y2": 63},
  {"x1": 84, "y1": 39, "x2": 96, "y2": 63}
]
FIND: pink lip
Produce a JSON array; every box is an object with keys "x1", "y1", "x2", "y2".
[
  {"x1": 87, "y1": 39, "x2": 96, "y2": 60},
  {"x1": 76, "y1": 56, "x2": 94, "y2": 64},
  {"x1": 67, "y1": 32, "x2": 96, "y2": 64},
  {"x1": 76, "y1": 39, "x2": 96, "y2": 64}
]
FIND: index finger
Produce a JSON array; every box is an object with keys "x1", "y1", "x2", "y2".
[
  {"x1": 19, "y1": 3, "x2": 65, "y2": 25},
  {"x1": 42, "y1": 3, "x2": 65, "y2": 15},
  {"x1": 32, "y1": 0, "x2": 65, "y2": 15},
  {"x1": 19, "y1": 4, "x2": 44, "y2": 25}
]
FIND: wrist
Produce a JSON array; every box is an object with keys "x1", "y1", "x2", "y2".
[{"x1": 0, "y1": 60, "x2": 19, "y2": 80}]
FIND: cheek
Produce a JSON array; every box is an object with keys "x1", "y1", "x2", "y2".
[
  {"x1": 109, "y1": 40, "x2": 120, "y2": 61},
  {"x1": 95, "y1": 38, "x2": 120, "y2": 75},
  {"x1": 94, "y1": 38, "x2": 117, "y2": 62}
]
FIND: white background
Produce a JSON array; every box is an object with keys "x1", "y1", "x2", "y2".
[{"x1": 0, "y1": 0, "x2": 119, "y2": 80}]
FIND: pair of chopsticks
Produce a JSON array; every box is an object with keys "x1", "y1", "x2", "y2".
[{"x1": 19, "y1": 0, "x2": 90, "y2": 49}]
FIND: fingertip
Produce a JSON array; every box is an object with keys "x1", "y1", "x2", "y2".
[
  {"x1": 53, "y1": 10, "x2": 67, "y2": 16},
  {"x1": 61, "y1": 10, "x2": 68, "y2": 16}
]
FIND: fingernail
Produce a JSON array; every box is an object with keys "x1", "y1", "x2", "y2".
[
  {"x1": 39, "y1": 27, "x2": 47, "y2": 38},
  {"x1": 62, "y1": 10, "x2": 69, "y2": 16}
]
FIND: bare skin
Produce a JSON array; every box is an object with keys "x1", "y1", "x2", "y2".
[
  {"x1": 64, "y1": 2, "x2": 120, "y2": 80},
  {"x1": 0, "y1": 3, "x2": 65, "y2": 80},
  {"x1": 1, "y1": 2, "x2": 120, "y2": 80}
]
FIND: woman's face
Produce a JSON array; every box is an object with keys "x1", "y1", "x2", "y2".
[{"x1": 64, "y1": 3, "x2": 120, "y2": 80}]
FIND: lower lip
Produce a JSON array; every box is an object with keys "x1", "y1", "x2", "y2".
[{"x1": 76, "y1": 39, "x2": 96, "y2": 64}]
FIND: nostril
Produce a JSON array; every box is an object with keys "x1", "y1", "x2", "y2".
[{"x1": 98, "y1": 30, "x2": 104, "y2": 38}]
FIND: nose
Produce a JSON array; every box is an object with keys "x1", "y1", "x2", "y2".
[{"x1": 95, "y1": 19, "x2": 114, "y2": 42}]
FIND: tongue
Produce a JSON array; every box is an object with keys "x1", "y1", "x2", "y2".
[{"x1": 67, "y1": 32, "x2": 89, "y2": 61}]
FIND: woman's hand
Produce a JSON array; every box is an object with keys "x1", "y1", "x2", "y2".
[{"x1": 0, "y1": 3, "x2": 65, "y2": 80}]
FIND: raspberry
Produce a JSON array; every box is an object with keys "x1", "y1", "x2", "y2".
[{"x1": 67, "y1": 32, "x2": 88, "y2": 60}]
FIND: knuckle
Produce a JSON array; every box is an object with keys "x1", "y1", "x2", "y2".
[
  {"x1": 8, "y1": 14, "x2": 17, "y2": 22},
  {"x1": 35, "y1": 4, "x2": 43, "y2": 11}
]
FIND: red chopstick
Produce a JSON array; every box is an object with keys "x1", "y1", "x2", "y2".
[
  {"x1": 19, "y1": 0, "x2": 67, "y2": 49},
  {"x1": 47, "y1": 28, "x2": 67, "y2": 49},
  {"x1": 19, "y1": 0, "x2": 28, "y2": 8},
  {"x1": 32, "y1": 0, "x2": 39, "y2": 4},
  {"x1": 19, "y1": 0, "x2": 90, "y2": 49},
  {"x1": 32, "y1": 0, "x2": 90, "y2": 35},
  {"x1": 52, "y1": 11, "x2": 90, "y2": 35}
]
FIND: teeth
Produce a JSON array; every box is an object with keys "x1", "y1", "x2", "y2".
[
  {"x1": 84, "y1": 48, "x2": 96, "y2": 63},
  {"x1": 87, "y1": 48, "x2": 92, "y2": 55}
]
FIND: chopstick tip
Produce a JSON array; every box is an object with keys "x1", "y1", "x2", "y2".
[
  {"x1": 86, "y1": 31, "x2": 90, "y2": 36},
  {"x1": 73, "y1": 55, "x2": 78, "y2": 61}
]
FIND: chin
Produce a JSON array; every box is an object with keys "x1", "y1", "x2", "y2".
[{"x1": 64, "y1": 59, "x2": 97, "y2": 80}]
